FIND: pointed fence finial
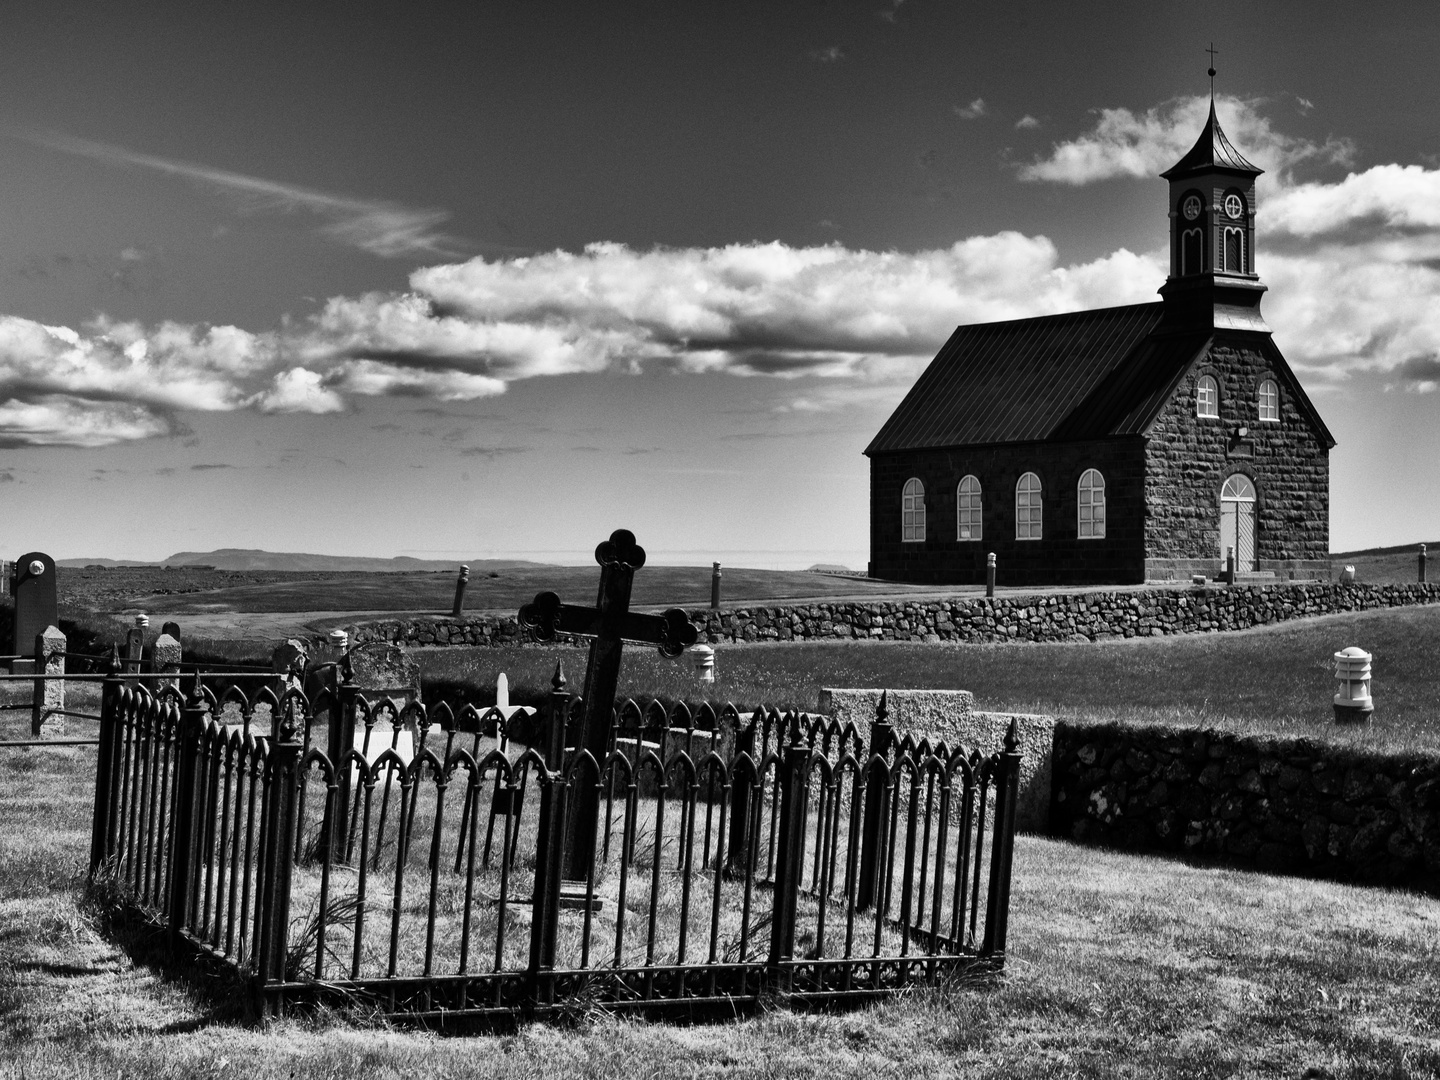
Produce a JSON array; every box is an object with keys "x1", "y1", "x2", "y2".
[
  {"x1": 876, "y1": 689, "x2": 889, "y2": 724},
  {"x1": 1004, "y1": 716, "x2": 1020, "y2": 754},
  {"x1": 551, "y1": 660, "x2": 566, "y2": 692},
  {"x1": 107, "y1": 643, "x2": 122, "y2": 677},
  {"x1": 186, "y1": 667, "x2": 205, "y2": 707}
]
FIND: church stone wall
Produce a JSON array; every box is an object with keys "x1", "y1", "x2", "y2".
[
  {"x1": 1143, "y1": 335, "x2": 1330, "y2": 577},
  {"x1": 869, "y1": 439, "x2": 1147, "y2": 586}
]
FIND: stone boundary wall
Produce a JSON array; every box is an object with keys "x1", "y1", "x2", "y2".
[
  {"x1": 1050, "y1": 721, "x2": 1440, "y2": 895},
  {"x1": 347, "y1": 581, "x2": 1440, "y2": 650}
]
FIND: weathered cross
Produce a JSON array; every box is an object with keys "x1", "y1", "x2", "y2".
[{"x1": 518, "y1": 528, "x2": 698, "y2": 880}]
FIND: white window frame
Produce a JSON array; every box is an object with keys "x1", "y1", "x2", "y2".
[
  {"x1": 902, "y1": 478, "x2": 925, "y2": 543},
  {"x1": 956, "y1": 475, "x2": 982, "y2": 541},
  {"x1": 1015, "y1": 472, "x2": 1042, "y2": 541},
  {"x1": 1196, "y1": 374, "x2": 1218, "y2": 418},
  {"x1": 1078, "y1": 469, "x2": 1106, "y2": 540},
  {"x1": 1223, "y1": 226, "x2": 1244, "y2": 273},
  {"x1": 1257, "y1": 378, "x2": 1279, "y2": 422}
]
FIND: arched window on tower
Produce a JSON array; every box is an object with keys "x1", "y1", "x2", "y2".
[
  {"x1": 1197, "y1": 375, "x2": 1219, "y2": 418},
  {"x1": 1223, "y1": 227, "x2": 1244, "y2": 273},
  {"x1": 1078, "y1": 469, "x2": 1106, "y2": 539},
  {"x1": 957, "y1": 475, "x2": 982, "y2": 541},
  {"x1": 1258, "y1": 379, "x2": 1279, "y2": 422},
  {"x1": 1181, "y1": 228, "x2": 1203, "y2": 276},
  {"x1": 902, "y1": 478, "x2": 925, "y2": 543},
  {"x1": 1015, "y1": 472, "x2": 1042, "y2": 540}
]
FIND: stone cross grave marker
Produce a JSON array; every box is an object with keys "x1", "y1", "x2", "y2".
[
  {"x1": 10, "y1": 552, "x2": 57, "y2": 674},
  {"x1": 519, "y1": 528, "x2": 698, "y2": 880}
]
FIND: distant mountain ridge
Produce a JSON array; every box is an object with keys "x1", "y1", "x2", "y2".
[{"x1": 57, "y1": 549, "x2": 550, "y2": 573}]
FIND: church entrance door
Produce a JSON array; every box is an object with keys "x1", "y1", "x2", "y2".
[{"x1": 1219, "y1": 474, "x2": 1257, "y2": 571}]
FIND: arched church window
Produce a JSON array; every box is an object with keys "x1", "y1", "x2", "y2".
[
  {"x1": 1223, "y1": 227, "x2": 1244, "y2": 273},
  {"x1": 1181, "y1": 229, "x2": 1203, "y2": 276},
  {"x1": 1078, "y1": 469, "x2": 1106, "y2": 539},
  {"x1": 1196, "y1": 375, "x2": 1219, "y2": 418},
  {"x1": 1258, "y1": 379, "x2": 1279, "y2": 422},
  {"x1": 957, "y1": 475, "x2": 982, "y2": 540},
  {"x1": 902, "y1": 478, "x2": 925, "y2": 543},
  {"x1": 1015, "y1": 472, "x2": 1042, "y2": 541}
]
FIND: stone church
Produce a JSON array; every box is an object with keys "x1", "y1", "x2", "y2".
[{"x1": 866, "y1": 103, "x2": 1334, "y2": 586}]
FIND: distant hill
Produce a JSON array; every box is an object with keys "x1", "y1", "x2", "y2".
[
  {"x1": 58, "y1": 549, "x2": 550, "y2": 573},
  {"x1": 1331, "y1": 541, "x2": 1439, "y2": 559}
]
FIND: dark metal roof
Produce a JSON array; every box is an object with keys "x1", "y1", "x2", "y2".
[
  {"x1": 865, "y1": 303, "x2": 1169, "y2": 454},
  {"x1": 1161, "y1": 101, "x2": 1262, "y2": 180}
]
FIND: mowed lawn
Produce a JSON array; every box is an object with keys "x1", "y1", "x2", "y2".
[
  {"x1": 2, "y1": 742, "x2": 1438, "y2": 1078},
  {"x1": 416, "y1": 603, "x2": 1440, "y2": 754}
]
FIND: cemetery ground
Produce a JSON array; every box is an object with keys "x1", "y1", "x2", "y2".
[{"x1": 2, "y1": 738, "x2": 1438, "y2": 1078}]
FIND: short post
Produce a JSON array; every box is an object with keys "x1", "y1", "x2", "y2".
[
  {"x1": 980, "y1": 719, "x2": 1022, "y2": 959},
  {"x1": 1332, "y1": 646, "x2": 1374, "y2": 724},
  {"x1": 153, "y1": 630, "x2": 182, "y2": 691},
  {"x1": 711, "y1": 562, "x2": 722, "y2": 609},
  {"x1": 692, "y1": 643, "x2": 716, "y2": 683},
  {"x1": 167, "y1": 676, "x2": 209, "y2": 956},
  {"x1": 855, "y1": 691, "x2": 893, "y2": 912},
  {"x1": 324, "y1": 668, "x2": 359, "y2": 862},
  {"x1": 125, "y1": 615, "x2": 147, "y2": 680},
  {"x1": 89, "y1": 651, "x2": 125, "y2": 876},
  {"x1": 724, "y1": 718, "x2": 757, "y2": 876},
  {"x1": 451, "y1": 564, "x2": 470, "y2": 618},
  {"x1": 31, "y1": 625, "x2": 65, "y2": 737},
  {"x1": 527, "y1": 666, "x2": 571, "y2": 1003},
  {"x1": 985, "y1": 553, "x2": 996, "y2": 599},
  {"x1": 255, "y1": 693, "x2": 304, "y2": 1013},
  {"x1": 1225, "y1": 546, "x2": 1236, "y2": 586},
  {"x1": 1421, "y1": 544, "x2": 1428, "y2": 584},
  {"x1": 768, "y1": 732, "x2": 811, "y2": 979}
]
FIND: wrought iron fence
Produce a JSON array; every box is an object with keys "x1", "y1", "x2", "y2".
[{"x1": 90, "y1": 662, "x2": 1021, "y2": 1023}]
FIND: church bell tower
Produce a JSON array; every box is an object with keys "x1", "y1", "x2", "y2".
[{"x1": 1158, "y1": 94, "x2": 1268, "y2": 332}]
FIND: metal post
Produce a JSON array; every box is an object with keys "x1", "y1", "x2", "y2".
[
  {"x1": 89, "y1": 651, "x2": 124, "y2": 876},
  {"x1": 1421, "y1": 544, "x2": 1428, "y2": 584},
  {"x1": 451, "y1": 564, "x2": 470, "y2": 618},
  {"x1": 324, "y1": 670, "x2": 358, "y2": 863},
  {"x1": 711, "y1": 562, "x2": 722, "y2": 609},
  {"x1": 724, "y1": 719, "x2": 756, "y2": 876},
  {"x1": 985, "y1": 553, "x2": 996, "y2": 599},
  {"x1": 255, "y1": 705, "x2": 303, "y2": 1014},
  {"x1": 528, "y1": 677, "x2": 569, "y2": 1007},
  {"x1": 768, "y1": 735, "x2": 810, "y2": 977},
  {"x1": 1226, "y1": 546, "x2": 1236, "y2": 586},
  {"x1": 167, "y1": 676, "x2": 209, "y2": 956},
  {"x1": 856, "y1": 691, "x2": 893, "y2": 911},
  {"x1": 125, "y1": 615, "x2": 147, "y2": 680},
  {"x1": 980, "y1": 719, "x2": 1022, "y2": 960}
]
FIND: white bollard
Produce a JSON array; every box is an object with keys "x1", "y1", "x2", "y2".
[
  {"x1": 496, "y1": 671, "x2": 510, "y2": 711},
  {"x1": 1333, "y1": 646, "x2": 1373, "y2": 724},
  {"x1": 692, "y1": 644, "x2": 716, "y2": 684}
]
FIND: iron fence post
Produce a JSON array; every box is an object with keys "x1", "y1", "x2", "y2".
[
  {"x1": 768, "y1": 733, "x2": 810, "y2": 982},
  {"x1": 324, "y1": 668, "x2": 357, "y2": 862},
  {"x1": 856, "y1": 691, "x2": 893, "y2": 911},
  {"x1": 89, "y1": 650, "x2": 125, "y2": 876},
  {"x1": 724, "y1": 720, "x2": 756, "y2": 876},
  {"x1": 166, "y1": 675, "x2": 209, "y2": 956},
  {"x1": 527, "y1": 676, "x2": 571, "y2": 1012},
  {"x1": 980, "y1": 719, "x2": 1022, "y2": 961},
  {"x1": 255, "y1": 704, "x2": 304, "y2": 1016}
]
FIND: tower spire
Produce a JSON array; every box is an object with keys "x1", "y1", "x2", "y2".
[{"x1": 1206, "y1": 43, "x2": 1218, "y2": 100}]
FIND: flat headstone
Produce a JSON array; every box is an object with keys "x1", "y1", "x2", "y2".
[
  {"x1": 495, "y1": 671, "x2": 509, "y2": 710},
  {"x1": 345, "y1": 641, "x2": 419, "y2": 695},
  {"x1": 11, "y1": 552, "x2": 57, "y2": 664}
]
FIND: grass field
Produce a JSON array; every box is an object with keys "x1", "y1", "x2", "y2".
[
  {"x1": 3, "y1": 741, "x2": 1438, "y2": 1078},
  {"x1": 414, "y1": 603, "x2": 1440, "y2": 754}
]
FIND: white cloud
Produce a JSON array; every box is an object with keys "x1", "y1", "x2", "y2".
[
  {"x1": 953, "y1": 99, "x2": 987, "y2": 121},
  {"x1": 0, "y1": 397, "x2": 169, "y2": 447},
  {"x1": 253, "y1": 368, "x2": 345, "y2": 414},
  {"x1": 25, "y1": 132, "x2": 464, "y2": 258},
  {"x1": 1018, "y1": 94, "x2": 1353, "y2": 186},
  {"x1": 1015, "y1": 115, "x2": 1040, "y2": 130}
]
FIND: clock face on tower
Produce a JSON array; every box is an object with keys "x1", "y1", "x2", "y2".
[
  {"x1": 1182, "y1": 195, "x2": 1202, "y2": 221},
  {"x1": 1224, "y1": 193, "x2": 1244, "y2": 220}
]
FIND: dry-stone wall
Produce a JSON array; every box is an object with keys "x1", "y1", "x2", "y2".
[
  {"x1": 1051, "y1": 721, "x2": 1440, "y2": 894},
  {"x1": 348, "y1": 581, "x2": 1440, "y2": 650}
]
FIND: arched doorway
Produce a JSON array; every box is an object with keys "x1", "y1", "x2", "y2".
[{"x1": 1220, "y1": 474, "x2": 1257, "y2": 571}]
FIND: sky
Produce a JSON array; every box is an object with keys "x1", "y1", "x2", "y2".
[{"x1": 0, "y1": 1, "x2": 1438, "y2": 568}]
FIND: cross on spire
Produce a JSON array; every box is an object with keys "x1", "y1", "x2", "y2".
[{"x1": 1206, "y1": 43, "x2": 1219, "y2": 99}]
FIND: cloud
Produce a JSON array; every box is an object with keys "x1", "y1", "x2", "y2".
[
  {"x1": 25, "y1": 132, "x2": 465, "y2": 258},
  {"x1": 953, "y1": 99, "x2": 987, "y2": 121},
  {"x1": 190, "y1": 463, "x2": 234, "y2": 470},
  {"x1": 808, "y1": 46, "x2": 844, "y2": 62},
  {"x1": 1015, "y1": 115, "x2": 1040, "y2": 130},
  {"x1": 1389, "y1": 354, "x2": 1440, "y2": 393},
  {"x1": 1018, "y1": 94, "x2": 1353, "y2": 186},
  {"x1": 0, "y1": 471, "x2": 13, "y2": 482},
  {"x1": 877, "y1": 0, "x2": 905, "y2": 22},
  {"x1": 459, "y1": 445, "x2": 530, "y2": 458},
  {"x1": 0, "y1": 396, "x2": 170, "y2": 448},
  {"x1": 253, "y1": 367, "x2": 345, "y2": 414}
]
